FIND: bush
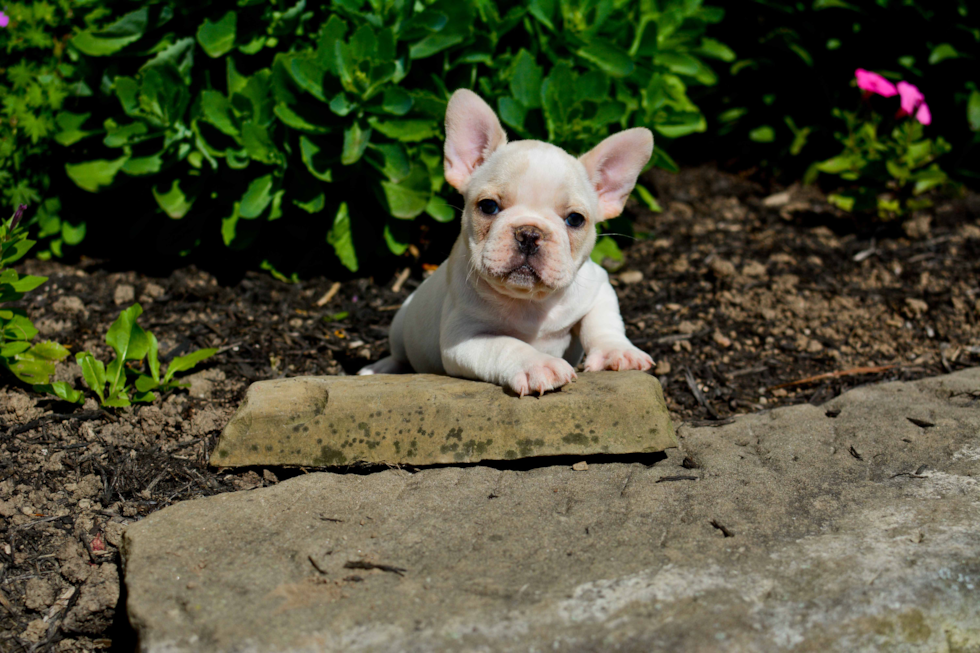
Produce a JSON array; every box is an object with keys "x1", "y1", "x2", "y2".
[
  {"x1": 694, "y1": 0, "x2": 980, "y2": 186},
  {"x1": 0, "y1": 0, "x2": 90, "y2": 259},
  {"x1": 49, "y1": 0, "x2": 731, "y2": 274}
]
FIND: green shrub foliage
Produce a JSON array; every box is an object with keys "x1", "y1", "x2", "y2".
[
  {"x1": 0, "y1": 1, "x2": 90, "y2": 259},
  {"x1": 54, "y1": 0, "x2": 730, "y2": 272}
]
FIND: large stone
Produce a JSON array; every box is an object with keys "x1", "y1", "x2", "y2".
[
  {"x1": 123, "y1": 368, "x2": 980, "y2": 652},
  {"x1": 214, "y1": 371, "x2": 676, "y2": 467}
]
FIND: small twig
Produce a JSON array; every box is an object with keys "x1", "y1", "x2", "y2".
[
  {"x1": 684, "y1": 367, "x2": 721, "y2": 419},
  {"x1": 6, "y1": 410, "x2": 105, "y2": 437},
  {"x1": 710, "y1": 520, "x2": 734, "y2": 537},
  {"x1": 686, "y1": 418, "x2": 734, "y2": 428},
  {"x1": 309, "y1": 556, "x2": 329, "y2": 575},
  {"x1": 390, "y1": 267, "x2": 411, "y2": 293},
  {"x1": 656, "y1": 475, "x2": 698, "y2": 483},
  {"x1": 344, "y1": 560, "x2": 406, "y2": 576},
  {"x1": 769, "y1": 365, "x2": 899, "y2": 390},
  {"x1": 315, "y1": 282, "x2": 342, "y2": 307}
]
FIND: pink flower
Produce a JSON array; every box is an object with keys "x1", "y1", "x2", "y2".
[
  {"x1": 915, "y1": 102, "x2": 931, "y2": 126},
  {"x1": 855, "y1": 69, "x2": 897, "y2": 97},
  {"x1": 0, "y1": 12, "x2": 9, "y2": 28},
  {"x1": 897, "y1": 81, "x2": 924, "y2": 115},
  {"x1": 896, "y1": 81, "x2": 931, "y2": 125}
]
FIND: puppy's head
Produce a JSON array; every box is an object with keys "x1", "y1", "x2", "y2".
[{"x1": 444, "y1": 89, "x2": 653, "y2": 300}]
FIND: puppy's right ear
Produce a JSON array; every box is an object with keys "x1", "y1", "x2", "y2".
[{"x1": 444, "y1": 89, "x2": 507, "y2": 191}]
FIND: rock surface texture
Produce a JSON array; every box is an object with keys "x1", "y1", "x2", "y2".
[
  {"x1": 214, "y1": 371, "x2": 676, "y2": 466},
  {"x1": 124, "y1": 369, "x2": 980, "y2": 652}
]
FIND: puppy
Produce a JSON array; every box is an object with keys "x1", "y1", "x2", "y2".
[{"x1": 358, "y1": 89, "x2": 654, "y2": 396}]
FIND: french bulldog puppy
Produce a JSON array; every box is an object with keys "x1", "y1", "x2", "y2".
[{"x1": 358, "y1": 89, "x2": 654, "y2": 396}]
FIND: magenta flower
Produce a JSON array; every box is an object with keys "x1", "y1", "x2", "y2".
[
  {"x1": 896, "y1": 81, "x2": 931, "y2": 125},
  {"x1": 0, "y1": 11, "x2": 9, "y2": 28},
  {"x1": 855, "y1": 69, "x2": 897, "y2": 97}
]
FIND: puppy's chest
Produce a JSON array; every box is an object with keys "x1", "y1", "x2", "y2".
[{"x1": 496, "y1": 306, "x2": 583, "y2": 345}]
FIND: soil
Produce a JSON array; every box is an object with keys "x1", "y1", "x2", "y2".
[{"x1": 1, "y1": 165, "x2": 979, "y2": 651}]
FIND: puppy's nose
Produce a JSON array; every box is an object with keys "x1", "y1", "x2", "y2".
[{"x1": 514, "y1": 227, "x2": 542, "y2": 255}]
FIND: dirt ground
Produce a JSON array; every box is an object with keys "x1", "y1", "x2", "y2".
[{"x1": 1, "y1": 165, "x2": 979, "y2": 651}]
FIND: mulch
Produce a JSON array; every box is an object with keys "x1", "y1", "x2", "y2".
[{"x1": 1, "y1": 164, "x2": 978, "y2": 651}]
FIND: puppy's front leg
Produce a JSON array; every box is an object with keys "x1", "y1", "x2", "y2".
[
  {"x1": 578, "y1": 282, "x2": 654, "y2": 372},
  {"x1": 441, "y1": 325, "x2": 577, "y2": 397}
]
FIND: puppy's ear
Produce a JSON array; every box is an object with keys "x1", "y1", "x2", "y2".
[
  {"x1": 444, "y1": 89, "x2": 508, "y2": 191},
  {"x1": 579, "y1": 128, "x2": 654, "y2": 220}
]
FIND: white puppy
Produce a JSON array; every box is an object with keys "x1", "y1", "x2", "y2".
[{"x1": 358, "y1": 89, "x2": 654, "y2": 396}]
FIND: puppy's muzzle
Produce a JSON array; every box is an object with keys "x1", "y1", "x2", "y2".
[{"x1": 514, "y1": 227, "x2": 542, "y2": 256}]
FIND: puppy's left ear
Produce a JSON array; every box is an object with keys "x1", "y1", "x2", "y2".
[{"x1": 579, "y1": 128, "x2": 654, "y2": 220}]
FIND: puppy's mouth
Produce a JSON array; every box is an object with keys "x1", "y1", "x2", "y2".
[{"x1": 505, "y1": 262, "x2": 540, "y2": 288}]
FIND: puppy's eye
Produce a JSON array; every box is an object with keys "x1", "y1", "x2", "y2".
[
  {"x1": 565, "y1": 212, "x2": 586, "y2": 228},
  {"x1": 478, "y1": 199, "x2": 500, "y2": 215}
]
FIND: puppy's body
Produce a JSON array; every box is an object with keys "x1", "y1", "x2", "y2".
[{"x1": 360, "y1": 90, "x2": 653, "y2": 395}]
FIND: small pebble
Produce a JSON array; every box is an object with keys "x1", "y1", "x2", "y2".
[
  {"x1": 618, "y1": 270, "x2": 644, "y2": 284},
  {"x1": 572, "y1": 461, "x2": 588, "y2": 471}
]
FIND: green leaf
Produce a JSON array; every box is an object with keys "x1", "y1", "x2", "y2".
[
  {"x1": 147, "y1": 331, "x2": 160, "y2": 383},
  {"x1": 9, "y1": 275, "x2": 47, "y2": 293},
  {"x1": 510, "y1": 49, "x2": 543, "y2": 108},
  {"x1": 656, "y1": 53, "x2": 701, "y2": 77},
  {"x1": 633, "y1": 185, "x2": 662, "y2": 212},
  {"x1": 152, "y1": 180, "x2": 195, "y2": 219},
  {"x1": 590, "y1": 236, "x2": 623, "y2": 264},
  {"x1": 967, "y1": 90, "x2": 980, "y2": 132},
  {"x1": 240, "y1": 175, "x2": 275, "y2": 219},
  {"x1": 827, "y1": 193, "x2": 856, "y2": 212},
  {"x1": 367, "y1": 118, "x2": 438, "y2": 142},
  {"x1": 28, "y1": 341, "x2": 70, "y2": 361},
  {"x1": 133, "y1": 390, "x2": 157, "y2": 403},
  {"x1": 327, "y1": 202, "x2": 358, "y2": 272},
  {"x1": 198, "y1": 12, "x2": 237, "y2": 58},
  {"x1": 300, "y1": 137, "x2": 333, "y2": 181},
  {"x1": 104, "y1": 121, "x2": 149, "y2": 147},
  {"x1": 749, "y1": 125, "x2": 775, "y2": 143},
  {"x1": 274, "y1": 102, "x2": 331, "y2": 133},
  {"x1": 135, "y1": 374, "x2": 160, "y2": 393},
  {"x1": 76, "y1": 352, "x2": 106, "y2": 403},
  {"x1": 55, "y1": 112, "x2": 99, "y2": 146},
  {"x1": 6, "y1": 359, "x2": 55, "y2": 385},
  {"x1": 105, "y1": 303, "x2": 150, "y2": 395},
  {"x1": 139, "y1": 65, "x2": 190, "y2": 128},
  {"x1": 242, "y1": 122, "x2": 282, "y2": 164},
  {"x1": 654, "y1": 113, "x2": 706, "y2": 138},
  {"x1": 34, "y1": 382, "x2": 84, "y2": 404},
  {"x1": 578, "y1": 41, "x2": 634, "y2": 77},
  {"x1": 382, "y1": 87, "x2": 414, "y2": 115},
  {"x1": 329, "y1": 93, "x2": 357, "y2": 116},
  {"x1": 381, "y1": 164, "x2": 431, "y2": 219},
  {"x1": 410, "y1": 33, "x2": 465, "y2": 60},
  {"x1": 122, "y1": 153, "x2": 164, "y2": 176},
  {"x1": 383, "y1": 221, "x2": 410, "y2": 255},
  {"x1": 425, "y1": 195, "x2": 455, "y2": 223},
  {"x1": 162, "y1": 348, "x2": 218, "y2": 384},
  {"x1": 201, "y1": 90, "x2": 240, "y2": 137},
  {"x1": 928, "y1": 43, "x2": 959, "y2": 65},
  {"x1": 103, "y1": 389, "x2": 131, "y2": 408},
  {"x1": 71, "y1": 8, "x2": 148, "y2": 56},
  {"x1": 65, "y1": 156, "x2": 129, "y2": 192},
  {"x1": 497, "y1": 97, "x2": 527, "y2": 130},
  {"x1": 697, "y1": 38, "x2": 736, "y2": 62},
  {"x1": 342, "y1": 123, "x2": 371, "y2": 165}
]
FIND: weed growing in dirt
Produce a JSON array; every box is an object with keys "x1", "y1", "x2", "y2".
[
  {"x1": 43, "y1": 303, "x2": 218, "y2": 407},
  {"x1": 809, "y1": 69, "x2": 951, "y2": 219},
  {"x1": 0, "y1": 203, "x2": 74, "y2": 390}
]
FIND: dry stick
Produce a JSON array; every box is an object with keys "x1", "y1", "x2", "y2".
[
  {"x1": 683, "y1": 367, "x2": 721, "y2": 420},
  {"x1": 315, "y1": 282, "x2": 342, "y2": 307},
  {"x1": 769, "y1": 364, "x2": 899, "y2": 390},
  {"x1": 391, "y1": 267, "x2": 411, "y2": 293}
]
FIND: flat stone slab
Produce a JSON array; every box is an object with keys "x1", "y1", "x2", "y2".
[
  {"x1": 124, "y1": 368, "x2": 980, "y2": 652},
  {"x1": 214, "y1": 371, "x2": 675, "y2": 467}
]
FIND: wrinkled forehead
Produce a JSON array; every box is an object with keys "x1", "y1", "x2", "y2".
[{"x1": 470, "y1": 141, "x2": 596, "y2": 210}]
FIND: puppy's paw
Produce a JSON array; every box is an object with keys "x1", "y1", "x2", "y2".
[
  {"x1": 583, "y1": 347, "x2": 654, "y2": 373},
  {"x1": 510, "y1": 357, "x2": 577, "y2": 397}
]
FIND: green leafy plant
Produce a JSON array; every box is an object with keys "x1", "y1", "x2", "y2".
[
  {"x1": 810, "y1": 71, "x2": 951, "y2": 219},
  {"x1": 64, "y1": 303, "x2": 217, "y2": 407},
  {"x1": 1, "y1": 0, "x2": 89, "y2": 258},
  {"x1": 0, "y1": 204, "x2": 76, "y2": 395},
  {"x1": 53, "y1": 0, "x2": 730, "y2": 274}
]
